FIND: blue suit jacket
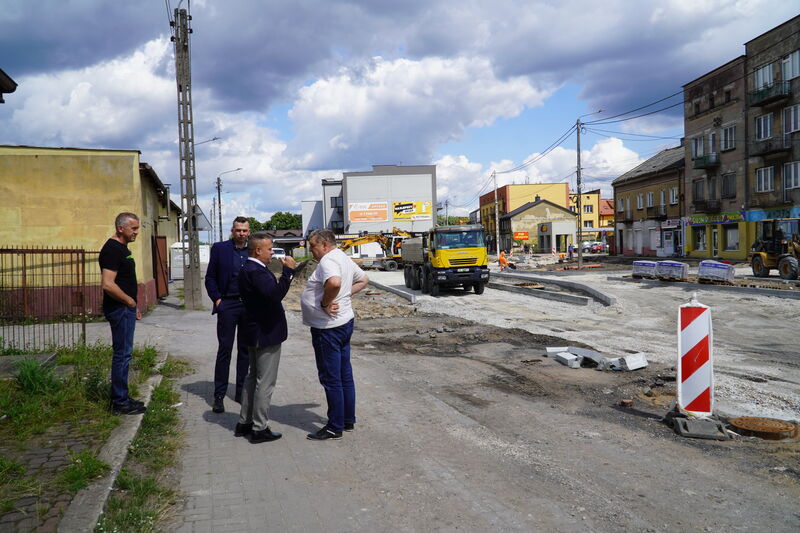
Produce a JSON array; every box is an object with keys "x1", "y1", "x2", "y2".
[
  {"x1": 237, "y1": 259, "x2": 294, "y2": 347},
  {"x1": 205, "y1": 240, "x2": 248, "y2": 314}
]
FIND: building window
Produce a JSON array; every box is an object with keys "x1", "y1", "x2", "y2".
[
  {"x1": 756, "y1": 166, "x2": 774, "y2": 192},
  {"x1": 722, "y1": 173, "x2": 736, "y2": 199},
  {"x1": 724, "y1": 89, "x2": 732, "y2": 103},
  {"x1": 708, "y1": 131, "x2": 717, "y2": 153},
  {"x1": 659, "y1": 189, "x2": 666, "y2": 206},
  {"x1": 670, "y1": 187, "x2": 679, "y2": 205},
  {"x1": 755, "y1": 113, "x2": 772, "y2": 140},
  {"x1": 724, "y1": 225, "x2": 739, "y2": 251},
  {"x1": 617, "y1": 198, "x2": 624, "y2": 212},
  {"x1": 721, "y1": 124, "x2": 736, "y2": 151},
  {"x1": 781, "y1": 50, "x2": 800, "y2": 81},
  {"x1": 785, "y1": 162, "x2": 800, "y2": 190},
  {"x1": 709, "y1": 94, "x2": 715, "y2": 109},
  {"x1": 708, "y1": 176, "x2": 717, "y2": 199},
  {"x1": 694, "y1": 227, "x2": 707, "y2": 251},
  {"x1": 646, "y1": 191, "x2": 654, "y2": 207},
  {"x1": 784, "y1": 104, "x2": 800, "y2": 134},
  {"x1": 636, "y1": 194, "x2": 643, "y2": 209},
  {"x1": 330, "y1": 196, "x2": 343, "y2": 207},
  {"x1": 691, "y1": 136, "x2": 704, "y2": 158},
  {"x1": 583, "y1": 204, "x2": 593, "y2": 214},
  {"x1": 693, "y1": 179, "x2": 705, "y2": 201},
  {"x1": 584, "y1": 221, "x2": 594, "y2": 228},
  {"x1": 626, "y1": 197, "x2": 631, "y2": 213},
  {"x1": 754, "y1": 63, "x2": 773, "y2": 90},
  {"x1": 693, "y1": 100, "x2": 700, "y2": 115}
]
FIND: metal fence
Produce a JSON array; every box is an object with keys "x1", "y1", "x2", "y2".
[{"x1": 0, "y1": 247, "x2": 102, "y2": 351}]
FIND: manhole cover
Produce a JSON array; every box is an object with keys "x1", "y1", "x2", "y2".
[{"x1": 728, "y1": 416, "x2": 798, "y2": 440}]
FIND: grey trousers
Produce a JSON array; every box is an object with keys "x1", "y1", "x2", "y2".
[{"x1": 239, "y1": 344, "x2": 281, "y2": 431}]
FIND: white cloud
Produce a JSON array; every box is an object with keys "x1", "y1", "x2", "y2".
[{"x1": 284, "y1": 56, "x2": 552, "y2": 170}]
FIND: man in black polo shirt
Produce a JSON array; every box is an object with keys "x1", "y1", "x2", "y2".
[{"x1": 99, "y1": 212, "x2": 146, "y2": 415}]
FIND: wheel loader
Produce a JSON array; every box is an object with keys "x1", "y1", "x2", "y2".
[{"x1": 748, "y1": 218, "x2": 800, "y2": 279}]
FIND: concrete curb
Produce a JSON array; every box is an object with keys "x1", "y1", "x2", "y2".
[
  {"x1": 488, "y1": 281, "x2": 589, "y2": 305},
  {"x1": 607, "y1": 276, "x2": 800, "y2": 300},
  {"x1": 492, "y1": 271, "x2": 616, "y2": 306},
  {"x1": 58, "y1": 367, "x2": 165, "y2": 532},
  {"x1": 368, "y1": 279, "x2": 417, "y2": 304}
]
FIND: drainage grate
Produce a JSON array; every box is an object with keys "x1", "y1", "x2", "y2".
[{"x1": 728, "y1": 416, "x2": 798, "y2": 440}]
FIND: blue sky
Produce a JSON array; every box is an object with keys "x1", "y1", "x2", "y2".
[{"x1": 1, "y1": 0, "x2": 797, "y2": 230}]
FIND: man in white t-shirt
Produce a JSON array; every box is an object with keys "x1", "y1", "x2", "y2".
[{"x1": 301, "y1": 229, "x2": 369, "y2": 440}]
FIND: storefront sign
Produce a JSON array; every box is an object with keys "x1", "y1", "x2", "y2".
[
  {"x1": 392, "y1": 200, "x2": 433, "y2": 220},
  {"x1": 685, "y1": 211, "x2": 745, "y2": 226},
  {"x1": 513, "y1": 232, "x2": 529, "y2": 240},
  {"x1": 349, "y1": 202, "x2": 388, "y2": 222},
  {"x1": 745, "y1": 206, "x2": 800, "y2": 222},
  {"x1": 661, "y1": 219, "x2": 681, "y2": 229},
  {"x1": 539, "y1": 224, "x2": 549, "y2": 232}
]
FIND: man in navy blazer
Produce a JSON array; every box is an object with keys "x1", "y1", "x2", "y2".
[
  {"x1": 205, "y1": 216, "x2": 251, "y2": 413},
  {"x1": 234, "y1": 232, "x2": 297, "y2": 443}
]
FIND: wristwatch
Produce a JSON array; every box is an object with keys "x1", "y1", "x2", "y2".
[{"x1": 321, "y1": 302, "x2": 328, "y2": 308}]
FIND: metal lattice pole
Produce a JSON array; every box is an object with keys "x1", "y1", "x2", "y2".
[{"x1": 171, "y1": 7, "x2": 203, "y2": 309}]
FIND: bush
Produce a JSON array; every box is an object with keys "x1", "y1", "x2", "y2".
[{"x1": 15, "y1": 357, "x2": 60, "y2": 395}]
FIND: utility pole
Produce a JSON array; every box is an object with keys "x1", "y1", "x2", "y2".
[
  {"x1": 445, "y1": 199, "x2": 449, "y2": 223},
  {"x1": 171, "y1": 7, "x2": 203, "y2": 310},
  {"x1": 576, "y1": 118, "x2": 583, "y2": 269},
  {"x1": 215, "y1": 168, "x2": 242, "y2": 242},
  {"x1": 492, "y1": 170, "x2": 500, "y2": 255}
]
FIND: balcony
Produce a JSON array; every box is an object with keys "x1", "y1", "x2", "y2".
[
  {"x1": 646, "y1": 205, "x2": 668, "y2": 219},
  {"x1": 751, "y1": 134, "x2": 792, "y2": 157},
  {"x1": 618, "y1": 211, "x2": 633, "y2": 223},
  {"x1": 692, "y1": 199, "x2": 721, "y2": 213},
  {"x1": 692, "y1": 152, "x2": 719, "y2": 169},
  {"x1": 749, "y1": 81, "x2": 791, "y2": 107}
]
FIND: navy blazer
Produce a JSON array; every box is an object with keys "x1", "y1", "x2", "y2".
[
  {"x1": 205, "y1": 239, "x2": 248, "y2": 313},
  {"x1": 237, "y1": 259, "x2": 294, "y2": 347}
]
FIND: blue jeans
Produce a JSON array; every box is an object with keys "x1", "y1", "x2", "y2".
[
  {"x1": 105, "y1": 305, "x2": 137, "y2": 406},
  {"x1": 311, "y1": 319, "x2": 355, "y2": 433}
]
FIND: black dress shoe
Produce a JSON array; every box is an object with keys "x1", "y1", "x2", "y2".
[
  {"x1": 212, "y1": 396, "x2": 224, "y2": 413},
  {"x1": 234, "y1": 423, "x2": 253, "y2": 437},
  {"x1": 112, "y1": 401, "x2": 147, "y2": 415},
  {"x1": 344, "y1": 423, "x2": 355, "y2": 432},
  {"x1": 250, "y1": 427, "x2": 282, "y2": 443}
]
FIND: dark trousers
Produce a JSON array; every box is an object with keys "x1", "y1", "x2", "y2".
[
  {"x1": 105, "y1": 305, "x2": 136, "y2": 406},
  {"x1": 310, "y1": 319, "x2": 356, "y2": 433},
  {"x1": 214, "y1": 300, "x2": 249, "y2": 399}
]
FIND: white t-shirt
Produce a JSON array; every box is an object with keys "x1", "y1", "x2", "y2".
[{"x1": 301, "y1": 248, "x2": 367, "y2": 329}]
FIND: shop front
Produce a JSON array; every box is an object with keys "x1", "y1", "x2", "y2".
[
  {"x1": 684, "y1": 211, "x2": 748, "y2": 260},
  {"x1": 659, "y1": 219, "x2": 683, "y2": 257}
]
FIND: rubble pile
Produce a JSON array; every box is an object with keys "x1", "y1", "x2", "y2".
[{"x1": 545, "y1": 346, "x2": 648, "y2": 371}]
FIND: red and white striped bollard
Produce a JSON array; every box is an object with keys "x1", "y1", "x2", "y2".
[{"x1": 677, "y1": 293, "x2": 713, "y2": 417}]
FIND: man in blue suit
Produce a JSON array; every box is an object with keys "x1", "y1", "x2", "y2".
[
  {"x1": 234, "y1": 232, "x2": 297, "y2": 443},
  {"x1": 205, "y1": 216, "x2": 251, "y2": 413}
]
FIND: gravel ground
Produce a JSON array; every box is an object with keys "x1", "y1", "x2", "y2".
[{"x1": 366, "y1": 265, "x2": 800, "y2": 421}]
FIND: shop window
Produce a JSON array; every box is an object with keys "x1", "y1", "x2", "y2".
[
  {"x1": 724, "y1": 225, "x2": 739, "y2": 251},
  {"x1": 694, "y1": 227, "x2": 707, "y2": 251}
]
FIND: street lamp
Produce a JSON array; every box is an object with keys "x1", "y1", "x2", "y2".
[
  {"x1": 216, "y1": 167, "x2": 242, "y2": 240},
  {"x1": 196, "y1": 136, "x2": 221, "y2": 146}
]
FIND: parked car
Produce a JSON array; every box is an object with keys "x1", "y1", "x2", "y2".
[
  {"x1": 581, "y1": 241, "x2": 594, "y2": 253},
  {"x1": 272, "y1": 247, "x2": 286, "y2": 259},
  {"x1": 590, "y1": 242, "x2": 603, "y2": 253}
]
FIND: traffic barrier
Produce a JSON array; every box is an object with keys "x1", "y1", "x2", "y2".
[{"x1": 677, "y1": 293, "x2": 713, "y2": 417}]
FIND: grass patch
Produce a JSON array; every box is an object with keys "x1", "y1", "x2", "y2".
[
  {"x1": 97, "y1": 369, "x2": 184, "y2": 532},
  {"x1": 159, "y1": 357, "x2": 191, "y2": 379},
  {"x1": 0, "y1": 337, "x2": 27, "y2": 356},
  {"x1": 58, "y1": 451, "x2": 110, "y2": 492},
  {"x1": 0, "y1": 456, "x2": 41, "y2": 514}
]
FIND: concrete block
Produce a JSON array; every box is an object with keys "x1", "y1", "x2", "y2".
[
  {"x1": 545, "y1": 346, "x2": 568, "y2": 357},
  {"x1": 601, "y1": 357, "x2": 623, "y2": 371},
  {"x1": 555, "y1": 352, "x2": 582, "y2": 369},
  {"x1": 620, "y1": 352, "x2": 648, "y2": 371}
]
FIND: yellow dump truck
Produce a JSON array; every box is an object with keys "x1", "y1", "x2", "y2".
[{"x1": 401, "y1": 225, "x2": 490, "y2": 296}]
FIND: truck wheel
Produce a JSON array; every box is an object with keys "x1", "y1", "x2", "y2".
[
  {"x1": 385, "y1": 260, "x2": 398, "y2": 271},
  {"x1": 420, "y1": 267, "x2": 430, "y2": 293},
  {"x1": 778, "y1": 256, "x2": 799, "y2": 280},
  {"x1": 403, "y1": 267, "x2": 411, "y2": 288},
  {"x1": 429, "y1": 278, "x2": 440, "y2": 296},
  {"x1": 751, "y1": 255, "x2": 769, "y2": 277},
  {"x1": 474, "y1": 282, "x2": 485, "y2": 294},
  {"x1": 411, "y1": 267, "x2": 421, "y2": 290}
]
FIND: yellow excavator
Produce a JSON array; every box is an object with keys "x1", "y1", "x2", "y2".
[
  {"x1": 748, "y1": 218, "x2": 800, "y2": 279},
  {"x1": 337, "y1": 228, "x2": 411, "y2": 271}
]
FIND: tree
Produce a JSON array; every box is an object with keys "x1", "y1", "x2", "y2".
[
  {"x1": 246, "y1": 217, "x2": 265, "y2": 231},
  {"x1": 265, "y1": 211, "x2": 302, "y2": 230}
]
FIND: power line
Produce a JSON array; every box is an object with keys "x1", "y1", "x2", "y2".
[
  {"x1": 585, "y1": 127, "x2": 683, "y2": 140},
  {"x1": 495, "y1": 124, "x2": 577, "y2": 174}
]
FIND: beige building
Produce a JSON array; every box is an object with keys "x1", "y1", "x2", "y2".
[
  {"x1": 498, "y1": 198, "x2": 577, "y2": 253},
  {"x1": 0, "y1": 145, "x2": 181, "y2": 311},
  {"x1": 569, "y1": 188, "x2": 602, "y2": 240}
]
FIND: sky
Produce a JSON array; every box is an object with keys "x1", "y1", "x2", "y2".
[{"x1": 1, "y1": 0, "x2": 797, "y2": 232}]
